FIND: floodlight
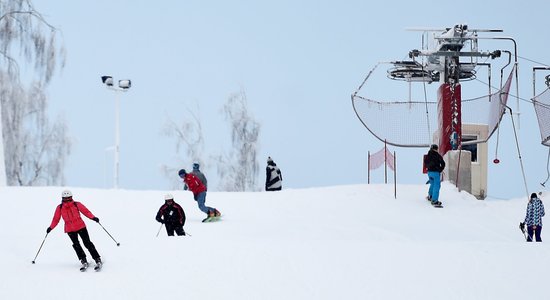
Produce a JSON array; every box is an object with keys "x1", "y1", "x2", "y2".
[
  {"x1": 118, "y1": 80, "x2": 131, "y2": 89},
  {"x1": 101, "y1": 76, "x2": 114, "y2": 86}
]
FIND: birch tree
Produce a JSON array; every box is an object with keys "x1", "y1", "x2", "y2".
[
  {"x1": 0, "y1": 0, "x2": 67, "y2": 186},
  {"x1": 161, "y1": 105, "x2": 206, "y2": 189},
  {"x1": 215, "y1": 89, "x2": 260, "y2": 191}
]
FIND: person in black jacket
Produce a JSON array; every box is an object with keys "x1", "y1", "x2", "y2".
[
  {"x1": 265, "y1": 157, "x2": 283, "y2": 191},
  {"x1": 424, "y1": 144, "x2": 446, "y2": 206},
  {"x1": 156, "y1": 194, "x2": 186, "y2": 236}
]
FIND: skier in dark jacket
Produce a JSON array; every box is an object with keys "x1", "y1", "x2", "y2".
[
  {"x1": 156, "y1": 194, "x2": 186, "y2": 236},
  {"x1": 265, "y1": 157, "x2": 283, "y2": 191},
  {"x1": 424, "y1": 144, "x2": 445, "y2": 206},
  {"x1": 179, "y1": 169, "x2": 220, "y2": 221},
  {"x1": 522, "y1": 193, "x2": 545, "y2": 242},
  {"x1": 47, "y1": 190, "x2": 102, "y2": 269}
]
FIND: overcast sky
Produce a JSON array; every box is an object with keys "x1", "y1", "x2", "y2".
[{"x1": 32, "y1": 0, "x2": 550, "y2": 198}]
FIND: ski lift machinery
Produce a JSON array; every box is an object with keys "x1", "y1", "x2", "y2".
[{"x1": 352, "y1": 24, "x2": 520, "y2": 199}]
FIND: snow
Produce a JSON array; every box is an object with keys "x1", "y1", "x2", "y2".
[{"x1": 1, "y1": 183, "x2": 547, "y2": 299}]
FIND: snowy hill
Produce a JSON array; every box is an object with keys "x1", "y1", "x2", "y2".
[{"x1": 1, "y1": 183, "x2": 547, "y2": 300}]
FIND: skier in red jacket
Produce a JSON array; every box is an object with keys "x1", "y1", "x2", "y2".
[
  {"x1": 179, "y1": 169, "x2": 220, "y2": 222},
  {"x1": 47, "y1": 190, "x2": 102, "y2": 269}
]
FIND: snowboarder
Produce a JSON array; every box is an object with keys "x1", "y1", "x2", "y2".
[
  {"x1": 178, "y1": 169, "x2": 220, "y2": 221},
  {"x1": 424, "y1": 144, "x2": 445, "y2": 207},
  {"x1": 155, "y1": 194, "x2": 186, "y2": 236},
  {"x1": 186, "y1": 163, "x2": 207, "y2": 190},
  {"x1": 47, "y1": 190, "x2": 102, "y2": 270},
  {"x1": 265, "y1": 156, "x2": 282, "y2": 191},
  {"x1": 522, "y1": 192, "x2": 545, "y2": 242}
]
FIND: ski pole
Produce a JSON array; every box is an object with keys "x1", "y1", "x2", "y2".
[
  {"x1": 98, "y1": 222, "x2": 120, "y2": 246},
  {"x1": 31, "y1": 232, "x2": 49, "y2": 264},
  {"x1": 156, "y1": 223, "x2": 164, "y2": 237}
]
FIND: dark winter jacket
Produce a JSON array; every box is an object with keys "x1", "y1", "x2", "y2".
[
  {"x1": 424, "y1": 149, "x2": 445, "y2": 173},
  {"x1": 156, "y1": 202, "x2": 186, "y2": 225},
  {"x1": 525, "y1": 197, "x2": 545, "y2": 227},
  {"x1": 182, "y1": 173, "x2": 207, "y2": 195},
  {"x1": 266, "y1": 161, "x2": 283, "y2": 191},
  {"x1": 49, "y1": 200, "x2": 96, "y2": 233}
]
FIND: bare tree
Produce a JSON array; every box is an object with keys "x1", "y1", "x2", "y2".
[
  {"x1": 215, "y1": 89, "x2": 261, "y2": 191},
  {"x1": 1, "y1": 75, "x2": 71, "y2": 185},
  {"x1": 0, "y1": 0, "x2": 67, "y2": 186},
  {"x1": 161, "y1": 105, "x2": 206, "y2": 189}
]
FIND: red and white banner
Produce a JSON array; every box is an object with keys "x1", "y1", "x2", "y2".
[{"x1": 369, "y1": 147, "x2": 395, "y2": 171}]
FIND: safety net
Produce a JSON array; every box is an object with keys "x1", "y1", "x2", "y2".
[{"x1": 351, "y1": 65, "x2": 515, "y2": 147}]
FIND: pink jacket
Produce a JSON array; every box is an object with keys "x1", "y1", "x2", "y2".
[{"x1": 49, "y1": 200, "x2": 96, "y2": 233}]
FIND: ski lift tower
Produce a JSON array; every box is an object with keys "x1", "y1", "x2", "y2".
[
  {"x1": 352, "y1": 24, "x2": 517, "y2": 199},
  {"x1": 401, "y1": 24, "x2": 503, "y2": 155}
]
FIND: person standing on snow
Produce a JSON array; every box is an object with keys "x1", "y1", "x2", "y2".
[
  {"x1": 179, "y1": 169, "x2": 220, "y2": 221},
  {"x1": 522, "y1": 193, "x2": 545, "y2": 242},
  {"x1": 156, "y1": 194, "x2": 186, "y2": 236},
  {"x1": 47, "y1": 190, "x2": 102, "y2": 269},
  {"x1": 265, "y1": 156, "x2": 282, "y2": 191},
  {"x1": 424, "y1": 144, "x2": 445, "y2": 206}
]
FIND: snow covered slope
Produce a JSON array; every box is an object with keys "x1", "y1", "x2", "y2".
[{"x1": 1, "y1": 183, "x2": 547, "y2": 299}]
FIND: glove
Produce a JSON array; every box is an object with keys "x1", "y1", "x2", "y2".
[
  {"x1": 159, "y1": 220, "x2": 165, "y2": 224},
  {"x1": 46, "y1": 227, "x2": 52, "y2": 234},
  {"x1": 519, "y1": 222, "x2": 525, "y2": 230},
  {"x1": 92, "y1": 217, "x2": 99, "y2": 223}
]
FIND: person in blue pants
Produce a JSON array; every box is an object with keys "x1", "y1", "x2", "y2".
[{"x1": 424, "y1": 144, "x2": 446, "y2": 206}]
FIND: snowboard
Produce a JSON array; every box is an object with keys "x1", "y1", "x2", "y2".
[
  {"x1": 202, "y1": 215, "x2": 222, "y2": 223},
  {"x1": 426, "y1": 196, "x2": 443, "y2": 208}
]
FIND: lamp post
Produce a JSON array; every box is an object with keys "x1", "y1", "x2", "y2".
[{"x1": 101, "y1": 76, "x2": 131, "y2": 189}]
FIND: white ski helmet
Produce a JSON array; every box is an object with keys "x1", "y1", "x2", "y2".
[
  {"x1": 62, "y1": 190, "x2": 73, "y2": 198},
  {"x1": 164, "y1": 193, "x2": 174, "y2": 201}
]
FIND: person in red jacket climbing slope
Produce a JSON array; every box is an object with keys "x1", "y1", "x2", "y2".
[
  {"x1": 179, "y1": 169, "x2": 220, "y2": 222},
  {"x1": 47, "y1": 190, "x2": 102, "y2": 270}
]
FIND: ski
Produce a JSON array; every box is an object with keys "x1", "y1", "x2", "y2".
[{"x1": 79, "y1": 262, "x2": 89, "y2": 272}]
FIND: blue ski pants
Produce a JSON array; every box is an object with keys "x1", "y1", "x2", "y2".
[
  {"x1": 194, "y1": 191, "x2": 214, "y2": 214},
  {"x1": 427, "y1": 171, "x2": 441, "y2": 201}
]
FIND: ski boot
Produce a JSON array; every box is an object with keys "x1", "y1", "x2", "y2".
[
  {"x1": 94, "y1": 258, "x2": 102, "y2": 271},
  {"x1": 79, "y1": 259, "x2": 89, "y2": 272}
]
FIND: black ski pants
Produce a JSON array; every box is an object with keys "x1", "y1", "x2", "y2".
[
  {"x1": 165, "y1": 222, "x2": 185, "y2": 236},
  {"x1": 527, "y1": 225, "x2": 543, "y2": 242},
  {"x1": 67, "y1": 227, "x2": 101, "y2": 261}
]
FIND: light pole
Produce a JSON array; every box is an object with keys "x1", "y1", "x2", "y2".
[{"x1": 101, "y1": 76, "x2": 131, "y2": 189}]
